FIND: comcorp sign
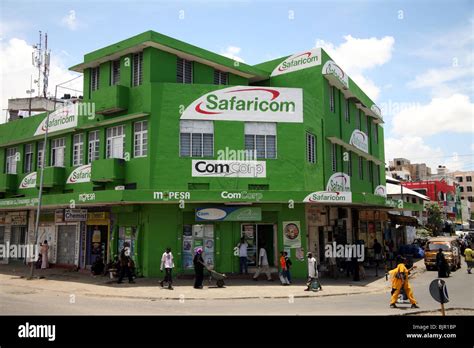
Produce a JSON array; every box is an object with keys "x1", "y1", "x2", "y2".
[
  {"x1": 181, "y1": 86, "x2": 303, "y2": 123},
  {"x1": 34, "y1": 104, "x2": 78, "y2": 136},
  {"x1": 271, "y1": 48, "x2": 321, "y2": 77},
  {"x1": 192, "y1": 160, "x2": 266, "y2": 178},
  {"x1": 66, "y1": 164, "x2": 91, "y2": 184},
  {"x1": 19, "y1": 172, "x2": 37, "y2": 189},
  {"x1": 303, "y1": 191, "x2": 352, "y2": 203},
  {"x1": 322, "y1": 60, "x2": 349, "y2": 89},
  {"x1": 349, "y1": 130, "x2": 369, "y2": 153}
]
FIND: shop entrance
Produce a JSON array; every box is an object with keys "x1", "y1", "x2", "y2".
[
  {"x1": 10, "y1": 226, "x2": 27, "y2": 260},
  {"x1": 86, "y1": 225, "x2": 108, "y2": 266},
  {"x1": 56, "y1": 225, "x2": 77, "y2": 265},
  {"x1": 241, "y1": 224, "x2": 276, "y2": 267}
]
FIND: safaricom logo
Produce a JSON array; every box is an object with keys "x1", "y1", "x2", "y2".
[
  {"x1": 41, "y1": 113, "x2": 75, "y2": 132},
  {"x1": 195, "y1": 88, "x2": 295, "y2": 115},
  {"x1": 271, "y1": 48, "x2": 322, "y2": 77},
  {"x1": 19, "y1": 172, "x2": 37, "y2": 189},
  {"x1": 181, "y1": 86, "x2": 303, "y2": 123},
  {"x1": 322, "y1": 60, "x2": 349, "y2": 89},
  {"x1": 66, "y1": 165, "x2": 91, "y2": 184},
  {"x1": 349, "y1": 130, "x2": 369, "y2": 153}
]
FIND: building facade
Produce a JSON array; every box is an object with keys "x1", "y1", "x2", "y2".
[
  {"x1": 0, "y1": 31, "x2": 387, "y2": 278},
  {"x1": 453, "y1": 170, "x2": 474, "y2": 222}
]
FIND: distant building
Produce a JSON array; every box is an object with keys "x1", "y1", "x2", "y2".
[
  {"x1": 452, "y1": 170, "x2": 474, "y2": 221},
  {"x1": 387, "y1": 158, "x2": 432, "y2": 181}
]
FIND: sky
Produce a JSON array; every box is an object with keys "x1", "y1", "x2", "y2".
[{"x1": 0, "y1": 0, "x2": 473, "y2": 171}]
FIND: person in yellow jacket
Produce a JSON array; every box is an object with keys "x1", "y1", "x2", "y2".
[{"x1": 389, "y1": 256, "x2": 419, "y2": 308}]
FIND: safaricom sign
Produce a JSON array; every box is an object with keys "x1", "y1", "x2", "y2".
[
  {"x1": 181, "y1": 86, "x2": 303, "y2": 123},
  {"x1": 349, "y1": 130, "x2": 369, "y2": 153},
  {"x1": 19, "y1": 172, "x2": 37, "y2": 189},
  {"x1": 34, "y1": 104, "x2": 78, "y2": 136},
  {"x1": 304, "y1": 191, "x2": 352, "y2": 203},
  {"x1": 66, "y1": 164, "x2": 91, "y2": 184},
  {"x1": 322, "y1": 60, "x2": 349, "y2": 89},
  {"x1": 271, "y1": 48, "x2": 322, "y2": 77}
]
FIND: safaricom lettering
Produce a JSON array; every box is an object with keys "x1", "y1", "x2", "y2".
[
  {"x1": 205, "y1": 94, "x2": 295, "y2": 113},
  {"x1": 281, "y1": 55, "x2": 318, "y2": 70},
  {"x1": 46, "y1": 114, "x2": 75, "y2": 128}
]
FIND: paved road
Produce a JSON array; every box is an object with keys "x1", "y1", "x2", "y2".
[{"x1": 1, "y1": 264, "x2": 472, "y2": 315}]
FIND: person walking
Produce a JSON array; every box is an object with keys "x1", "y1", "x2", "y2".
[
  {"x1": 305, "y1": 252, "x2": 322, "y2": 291},
  {"x1": 160, "y1": 247, "x2": 174, "y2": 290},
  {"x1": 436, "y1": 248, "x2": 450, "y2": 278},
  {"x1": 373, "y1": 239, "x2": 382, "y2": 277},
  {"x1": 40, "y1": 240, "x2": 49, "y2": 269},
  {"x1": 279, "y1": 251, "x2": 290, "y2": 285},
  {"x1": 464, "y1": 243, "x2": 473, "y2": 274},
  {"x1": 193, "y1": 248, "x2": 205, "y2": 289},
  {"x1": 284, "y1": 251, "x2": 292, "y2": 284},
  {"x1": 389, "y1": 256, "x2": 419, "y2": 309},
  {"x1": 253, "y1": 244, "x2": 272, "y2": 281},
  {"x1": 237, "y1": 237, "x2": 249, "y2": 275},
  {"x1": 117, "y1": 244, "x2": 135, "y2": 284}
]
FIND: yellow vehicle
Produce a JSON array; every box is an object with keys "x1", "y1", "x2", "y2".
[{"x1": 424, "y1": 236, "x2": 461, "y2": 271}]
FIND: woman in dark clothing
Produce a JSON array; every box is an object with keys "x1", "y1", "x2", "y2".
[
  {"x1": 436, "y1": 248, "x2": 450, "y2": 278},
  {"x1": 193, "y1": 248, "x2": 205, "y2": 289}
]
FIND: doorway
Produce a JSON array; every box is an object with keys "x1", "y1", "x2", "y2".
[
  {"x1": 56, "y1": 225, "x2": 77, "y2": 265},
  {"x1": 241, "y1": 223, "x2": 276, "y2": 267},
  {"x1": 10, "y1": 226, "x2": 27, "y2": 260},
  {"x1": 86, "y1": 225, "x2": 108, "y2": 266}
]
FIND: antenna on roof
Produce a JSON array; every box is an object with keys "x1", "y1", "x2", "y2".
[{"x1": 32, "y1": 31, "x2": 50, "y2": 98}]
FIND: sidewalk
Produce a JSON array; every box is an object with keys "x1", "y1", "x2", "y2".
[{"x1": 0, "y1": 260, "x2": 425, "y2": 301}]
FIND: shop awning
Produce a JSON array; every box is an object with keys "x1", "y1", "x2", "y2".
[{"x1": 388, "y1": 213, "x2": 419, "y2": 226}]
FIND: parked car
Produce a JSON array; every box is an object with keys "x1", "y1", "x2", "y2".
[{"x1": 424, "y1": 236, "x2": 462, "y2": 271}]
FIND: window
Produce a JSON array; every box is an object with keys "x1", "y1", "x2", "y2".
[
  {"x1": 468, "y1": 186, "x2": 473, "y2": 192},
  {"x1": 306, "y1": 132, "x2": 316, "y2": 164},
  {"x1": 90, "y1": 67, "x2": 100, "y2": 91},
  {"x1": 331, "y1": 143, "x2": 337, "y2": 172},
  {"x1": 468, "y1": 196, "x2": 473, "y2": 202},
  {"x1": 357, "y1": 110, "x2": 361, "y2": 130},
  {"x1": 374, "y1": 165, "x2": 380, "y2": 186},
  {"x1": 460, "y1": 187, "x2": 464, "y2": 192},
  {"x1": 366, "y1": 118, "x2": 371, "y2": 138},
  {"x1": 214, "y1": 70, "x2": 228, "y2": 85},
  {"x1": 6, "y1": 147, "x2": 17, "y2": 174},
  {"x1": 180, "y1": 120, "x2": 213, "y2": 157},
  {"x1": 37, "y1": 141, "x2": 45, "y2": 169},
  {"x1": 373, "y1": 123, "x2": 378, "y2": 144},
  {"x1": 467, "y1": 176, "x2": 472, "y2": 182},
  {"x1": 245, "y1": 123, "x2": 277, "y2": 159},
  {"x1": 132, "y1": 52, "x2": 143, "y2": 87},
  {"x1": 347, "y1": 152, "x2": 353, "y2": 177},
  {"x1": 134, "y1": 120, "x2": 148, "y2": 157},
  {"x1": 88, "y1": 131, "x2": 100, "y2": 163},
  {"x1": 106, "y1": 125, "x2": 125, "y2": 159},
  {"x1": 457, "y1": 176, "x2": 463, "y2": 182},
  {"x1": 177, "y1": 57, "x2": 193, "y2": 84},
  {"x1": 51, "y1": 138, "x2": 65, "y2": 167},
  {"x1": 111, "y1": 59, "x2": 120, "y2": 85},
  {"x1": 24, "y1": 144, "x2": 34, "y2": 173},
  {"x1": 358, "y1": 156, "x2": 364, "y2": 180},
  {"x1": 461, "y1": 196, "x2": 465, "y2": 200},
  {"x1": 344, "y1": 99, "x2": 350, "y2": 122},
  {"x1": 329, "y1": 84, "x2": 335, "y2": 113},
  {"x1": 73, "y1": 134, "x2": 84, "y2": 166},
  {"x1": 367, "y1": 161, "x2": 372, "y2": 182}
]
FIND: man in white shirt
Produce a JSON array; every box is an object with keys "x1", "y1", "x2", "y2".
[
  {"x1": 253, "y1": 244, "x2": 273, "y2": 281},
  {"x1": 305, "y1": 252, "x2": 322, "y2": 291},
  {"x1": 160, "y1": 247, "x2": 174, "y2": 290},
  {"x1": 237, "y1": 237, "x2": 249, "y2": 274}
]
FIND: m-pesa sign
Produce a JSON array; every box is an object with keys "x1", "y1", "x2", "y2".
[
  {"x1": 271, "y1": 48, "x2": 321, "y2": 77},
  {"x1": 34, "y1": 104, "x2": 78, "y2": 136},
  {"x1": 181, "y1": 86, "x2": 303, "y2": 123}
]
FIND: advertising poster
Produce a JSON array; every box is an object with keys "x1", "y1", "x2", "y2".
[
  {"x1": 193, "y1": 225, "x2": 204, "y2": 238},
  {"x1": 283, "y1": 221, "x2": 301, "y2": 248},
  {"x1": 193, "y1": 239, "x2": 203, "y2": 254},
  {"x1": 183, "y1": 225, "x2": 192, "y2": 237},
  {"x1": 243, "y1": 224, "x2": 254, "y2": 239},
  {"x1": 203, "y1": 254, "x2": 214, "y2": 268},
  {"x1": 182, "y1": 253, "x2": 193, "y2": 269},
  {"x1": 183, "y1": 238, "x2": 192, "y2": 252},
  {"x1": 204, "y1": 238, "x2": 214, "y2": 253},
  {"x1": 204, "y1": 224, "x2": 214, "y2": 238},
  {"x1": 296, "y1": 248, "x2": 305, "y2": 261}
]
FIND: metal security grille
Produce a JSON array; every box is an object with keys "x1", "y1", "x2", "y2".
[
  {"x1": 244, "y1": 123, "x2": 277, "y2": 159},
  {"x1": 331, "y1": 143, "x2": 337, "y2": 172},
  {"x1": 37, "y1": 141, "x2": 44, "y2": 169},
  {"x1": 329, "y1": 84, "x2": 335, "y2": 113},
  {"x1": 24, "y1": 143, "x2": 34, "y2": 173},
  {"x1": 132, "y1": 52, "x2": 143, "y2": 86},
  {"x1": 179, "y1": 121, "x2": 213, "y2": 157},
  {"x1": 177, "y1": 58, "x2": 193, "y2": 83},
  {"x1": 359, "y1": 156, "x2": 364, "y2": 180},
  {"x1": 56, "y1": 225, "x2": 77, "y2": 265},
  {"x1": 306, "y1": 132, "x2": 316, "y2": 164},
  {"x1": 88, "y1": 130, "x2": 100, "y2": 163},
  {"x1": 90, "y1": 67, "x2": 99, "y2": 91},
  {"x1": 73, "y1": 134, "x2": 84, "y2": 166},
  {"x1": 213, "y1": 70, "x2": 228, "y2": 85},
  {"x1": 111, "y1": 59, "x2": 121, "y2": 85}
]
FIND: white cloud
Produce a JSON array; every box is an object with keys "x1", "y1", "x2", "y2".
[
  {"x1": 0, "y1": 38, "x2": 83, "y2": 124},
  {"x1": 61, "y1": 10, "x2": 79, "y2": 31},
  {"x1": 407, "y1": 66, "x2": 473, "y2": 97},
  {"x1": 315, "y1": 35, "x2": 394, "y2": 101},
  {"x1": 220, "y1": 46, "x2": 245, "y2": 63},
  {"x1": 391, "y1": 94, "x2": 474, "y2": 137}
]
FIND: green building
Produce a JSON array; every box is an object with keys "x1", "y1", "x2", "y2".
[{"x1": 0, "y1": 31, "x2": 389, "y2": 278}]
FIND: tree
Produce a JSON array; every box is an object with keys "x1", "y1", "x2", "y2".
[{"x1": 425, "y1": 203, "x2": 443, "y2": 236}]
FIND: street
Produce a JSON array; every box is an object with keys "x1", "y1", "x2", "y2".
[{"x1": 1, "y1": 262, "x2": 472, "y2": 315}]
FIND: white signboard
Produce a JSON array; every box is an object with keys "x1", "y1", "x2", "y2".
[
  {"x1": 303, "y1": 191, "x2": 352, "y2": 203},
  {"x1": 374, "y1": 185, "x2": 387, "y2": 197},
  {"x1": 349, "y1": 130, "x2": 369, "y2": 153},
  {"x1": 322, "y1": 60, "x2": 349, "y2": 89},
  {"x1": 181, "y1": 86, "x2": 303, "y2": 123},
  {"x1": 271, "y1": 48, "x2": 322, "y2": 77},
  {"x1": 19, "y1": 172, "x2": 37, "y2": 189},
  {"x1": 64, "y1": 209, "x2": 88, "y2": 222},
  {"x1": 34, "y1": 104, "x2": 78, "y2": 136},
  {"x1": 326, "y1": 172, "x2": 351, "y2": 192},
  {"x1": 66, "y1": 164, "x2": 91, "y2": 184},
  {"x1": 371, "y1": 104, "x2": 382, "y2": 118},
  {"x1": 192, "y1": 160, "x2": 266, "y2": 178}
]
